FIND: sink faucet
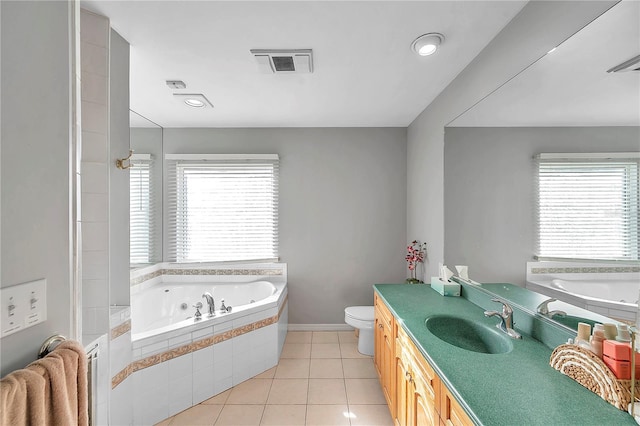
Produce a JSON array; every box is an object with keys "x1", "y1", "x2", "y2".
[
  {"x1": 202, "y1": 292, "x2": 215, "y2": 316},
  {"x1": 536, "y1": 298, "x2": 567, "y2": 318},
  {"x1": 484, "y1": 298, "x2": 522, "y2": 339}
]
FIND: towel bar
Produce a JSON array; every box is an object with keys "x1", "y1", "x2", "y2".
[{"x1": 38, "y1": 334, "x2": 66, "y2": 358}]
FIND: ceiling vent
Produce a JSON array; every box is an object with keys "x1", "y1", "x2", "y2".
[
  {"x1": 250, "y1": 49, "x2": 313, "y2": 74},
  {"x1": 607, "y1": 54, "x2": 640, "y2": 73}
]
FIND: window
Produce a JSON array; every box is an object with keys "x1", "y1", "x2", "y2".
[
  {"x1": 167, "y1": 154, "x2": 279, "y2": 262},
  {"x1": 535, "y1": 153, "x2": 639, "y2": 261},
  {"x1": 130, "y1": 154, "x2": 155, "y2": 264}
]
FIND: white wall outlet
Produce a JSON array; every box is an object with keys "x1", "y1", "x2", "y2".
[{"x1": 1, "y1": 279, "x2": 47, "y2": 338}]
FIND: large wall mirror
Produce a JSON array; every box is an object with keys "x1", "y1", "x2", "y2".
[
  {"x1": 129, "y1": 110, "x2": 163, "y2": 266},
  {"x1": 444, "y1": 1, "x2": 639, "y2": 332}
]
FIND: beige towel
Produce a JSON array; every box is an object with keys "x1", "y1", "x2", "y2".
[{"x1": 0, "y1": 340, "x2": 88, "y2": 426}]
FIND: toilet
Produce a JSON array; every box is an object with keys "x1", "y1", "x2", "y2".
[{"x1": 344, "y1": 306, "x2": 375, "y2": 356}]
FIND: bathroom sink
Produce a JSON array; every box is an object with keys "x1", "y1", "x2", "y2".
[{"x1": 425, "y1": 315, "x2": 513, "y2": 354}]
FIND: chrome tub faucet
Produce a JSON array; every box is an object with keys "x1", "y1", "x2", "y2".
[{"x1": 202, "y1": 292, "x2": 215, "y2": 316}]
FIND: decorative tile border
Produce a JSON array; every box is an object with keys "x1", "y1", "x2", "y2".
[
  {"x1": 531, "y1": 266, "x2": 640, "y2": 274},
  {"x1": 110, "y1": 319, "x2": 131, "y2": 341},
  {"x1": 131, "y1": 267, "x2": 284, "y2": 286},
  {"x1": 111, "y1": 295, "x2": 288, "y2": 389},
  {"x1": 111, "y1": 364, "x2": 134, "y2": 389}
]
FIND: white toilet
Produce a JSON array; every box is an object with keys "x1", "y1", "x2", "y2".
[{"x1": 344, "y1": 306, "x2": 375, "y2": 356}]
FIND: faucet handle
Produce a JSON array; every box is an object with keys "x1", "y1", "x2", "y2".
[
  {"x1": 536, "y1": 298, "x2": 557, "y2": 315},
  {"x1": 491, "y1": 298, "x2": 512, "y2": 316}
]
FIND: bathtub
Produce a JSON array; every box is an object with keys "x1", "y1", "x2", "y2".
[
  {"x1": 131, "y1": 280, "x2": 280, "y2": 341},
  {"x1": 526, "y1": 261, "x2": 639, "y2": 322},
  {"x1": 128, "y1": 263, "x2": 288, "y2": 425}
]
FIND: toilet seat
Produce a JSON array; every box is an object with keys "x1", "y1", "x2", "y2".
[
  {"x1": 345, "y1": 306, "x2": 375, "y2": 330},
  {"x1": 345, "y1": 306, "x2": 374, "y2": 321}
]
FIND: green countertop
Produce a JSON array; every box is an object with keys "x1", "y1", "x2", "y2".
[{"x1": 374, "y1": 283, "x2": 635, "y2": 426}]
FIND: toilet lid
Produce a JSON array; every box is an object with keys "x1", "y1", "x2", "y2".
[{"x1": 345, "y1": 306, "x2": 374, "y2": 321}]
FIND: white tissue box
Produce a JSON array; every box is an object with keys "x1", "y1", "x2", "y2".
[{"x1": 430, "y1": 277, "x2": 461, "y2": 297}]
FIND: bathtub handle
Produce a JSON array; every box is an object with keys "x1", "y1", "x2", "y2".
[{"x1": 193, "y1": 302, "x2": 203, "y2": 320}]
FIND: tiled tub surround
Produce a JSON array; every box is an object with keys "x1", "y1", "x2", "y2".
[
  {"x1": 526, "y1": 261, "x2": 640, "y2": 322},
  {"x1": 128, "y1": 263, "x2": 288, "y2": 425}
]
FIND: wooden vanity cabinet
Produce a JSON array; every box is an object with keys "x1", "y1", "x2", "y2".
[
  {"x1": 374, "y1": 293, "x2": 396, "y2": 415},
  {"x1": 395, "y1": 327, "x2": 440, "y2": 426},
  {"x1": 440, "y1": 384, "x2": 474, "y2": 426},
  {"x1": 374, "y1": 295, "x2": 474, "y2": 426}
]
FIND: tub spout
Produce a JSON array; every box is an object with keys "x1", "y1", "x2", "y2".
[{"x1": 202, "y1": 292, "x2": 215, "y2": 316}]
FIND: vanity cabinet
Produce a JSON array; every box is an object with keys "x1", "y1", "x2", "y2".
[
  {"x1": 375, "y1": 294, "x2": 474, "y2": 426},
  {"x1": 374, "y1": 293, "x2": 396, "y2": 415},
  {"x1": 395, "y1": 326, "x2": 440, "y2": 426}
]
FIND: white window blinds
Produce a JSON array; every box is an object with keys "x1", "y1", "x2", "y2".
[
  {"x1": 130, "y1": 154, "x2": 155, "y2": 264},
  {"x1": 535, "y1": 153, "x2": 639, "y2": 261},
  {"x1": 167, "y1": 154, "x2": 279, "y2": 263}
]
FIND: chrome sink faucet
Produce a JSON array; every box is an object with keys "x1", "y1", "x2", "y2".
[
  {"x1": 484, "y1": 298, "x2": 522, "y2": 339},
  {"x1": 536, "y1": 298, "x2": 567, "y2": 318},
  {"x1": 202, "y1": 292, "x2": 215, "y2": 317}
]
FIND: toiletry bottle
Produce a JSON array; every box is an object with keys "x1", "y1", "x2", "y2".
[
  {"x1": 590, "y1": 330, "x2": 605, "y2": 358},
  {"x1": 617, "y1": 324, "x2": 631, "y2": 342},
  {"x1": 603, "y1": 323, "x2": 618, "y2": 340},
  {"x1": 576, "y1": 322, "x2": 591, "y2": 345}
]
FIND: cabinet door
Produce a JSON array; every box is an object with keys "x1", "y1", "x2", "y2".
[
  {"x1": 394, "y1": 341, "x2": 410, "y2": 426},
  {"x1": 440, "y1": 385, "x2": 474, "y2": 426},
  {"x1": 374, "y1": 294, "x2": 396, "y2": 416},
  {"x1": 412, "y1": 373, "x2": 439, "y2": 426}
]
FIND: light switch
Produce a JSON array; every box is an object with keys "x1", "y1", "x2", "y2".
[{"x1": 1, "y1": 279, "x2": 47, "y2": 338}]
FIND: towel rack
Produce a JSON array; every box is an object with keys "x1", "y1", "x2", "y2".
[{"x1": 38, "y1": 334, "x2": 66, "y2": 358}]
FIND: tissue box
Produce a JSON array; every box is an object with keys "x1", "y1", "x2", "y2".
[{"x1": 430, "y1": 277, "x2": 460, "y2": 297}]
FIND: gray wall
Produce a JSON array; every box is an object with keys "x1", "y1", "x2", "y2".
[
  {"x1": 1, "y1": 1, "x2": 73, "y2": 375},
  {"x1": 162, "y1": 128, "x2": 407, "y2": 325},
  {"x1": 407, "y1": 1, "x2": 617, "y2": 279},
  {"x1": 444, "y1": 126, "x2": 640, "y2": 285}
]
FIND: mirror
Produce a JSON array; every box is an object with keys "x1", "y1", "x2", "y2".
[
  {"x1": 444, "y1": 1, "x2": 640, "y2": 332},
  {"x1": 129, "y1": 110, "x2": 163, "y2": 266}
]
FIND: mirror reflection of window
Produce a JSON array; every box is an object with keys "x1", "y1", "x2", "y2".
[{"x1": 130, "y1": 154, "x2": 154, "y2": 264}]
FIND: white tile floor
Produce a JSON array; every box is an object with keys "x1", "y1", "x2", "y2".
[{"x1": 155, "y1": 331, "x2": 393, "y2": 426}]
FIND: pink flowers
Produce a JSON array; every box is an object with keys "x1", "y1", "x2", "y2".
[
  {"x1": 405, "y1": 240, "x2": 427, "y2": 283},
  {"x1": 405, "y1": 240, "x2": 427, "y2": 271}
]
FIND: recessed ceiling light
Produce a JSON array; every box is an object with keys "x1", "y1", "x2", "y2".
[
  {"x1": 173, "y1": 93, "x2": 214, "y2": 108},
  {"x1": 411, "y1": 33, "x2": 444, "y2": 56},
  {"x1": 184, "y1": 98, "x2": 205, "y2": 108}
]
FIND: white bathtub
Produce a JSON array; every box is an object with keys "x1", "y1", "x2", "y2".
[
  {"x1": 526, "y1": 261, "x2": 639, "y2": 322},
  {"x1": 128, "y1": 263, "x2": 288, "y2": 425},
  {"x1": 131, "y1": 280, "x2": 279, "y2": 340}
]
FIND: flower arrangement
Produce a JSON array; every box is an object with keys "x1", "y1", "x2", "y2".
[{"x1": 406, "y1": 240, "x2": 427, "y2": 283}]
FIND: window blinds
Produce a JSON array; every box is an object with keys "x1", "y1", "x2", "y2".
[
  {"x1": 535, "y1": 153, "x2": 639, "y2": 261},
  {"x1": 166, "y1": 154, "x2": 279, "y2": 263},
  {"x1": 130, "y1": 154, "x2": 155, "y2": 264}
]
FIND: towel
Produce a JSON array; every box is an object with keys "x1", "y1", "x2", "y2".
[{"x1": 0, "y1": 340, "x2": 88, "y2": 426}]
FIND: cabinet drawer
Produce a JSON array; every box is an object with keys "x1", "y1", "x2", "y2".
[{"x1": 375, "y1": 293, "x2": 394, "y2": 328}]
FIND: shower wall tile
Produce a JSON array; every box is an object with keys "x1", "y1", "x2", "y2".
[
  {"x1": 81, "y1": 162, "x2": 108, "y2": 194},
  {"x1": 80, "y1": 9, "x2": 109, "y2": 47},
  {"x1": 82, "y1": 131, "x2": 108, "y2": 163}
]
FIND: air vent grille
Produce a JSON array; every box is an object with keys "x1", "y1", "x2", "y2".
[
  {"x1": 250, "y1": 49, "x2": 313, "y2": 74},
  {"x1": 607, "y1": 54, "x2": 640, "y2": 73}
]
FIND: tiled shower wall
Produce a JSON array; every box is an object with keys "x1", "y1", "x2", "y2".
[{"x1": 80, "y1": 9, "x2": 110, "y2": 344}]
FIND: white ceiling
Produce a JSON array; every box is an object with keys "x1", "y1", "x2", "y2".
[
  {"x1": 81, "y1": 1, "x2": 526, "y2": 128},
  {"x1": 450, "y1": 0, "x2": 640, "y2": 127}
]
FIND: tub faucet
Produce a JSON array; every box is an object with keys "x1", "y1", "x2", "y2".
[
  {"x1": 484, "y1": 298, "x2": 522, "y2": 339},
  {"x1": 536, "y1": 298, "x2": 567, "y2": 318},
  {"x1": 202, "y1": 292, "x2": 215, "y2": 316}
]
